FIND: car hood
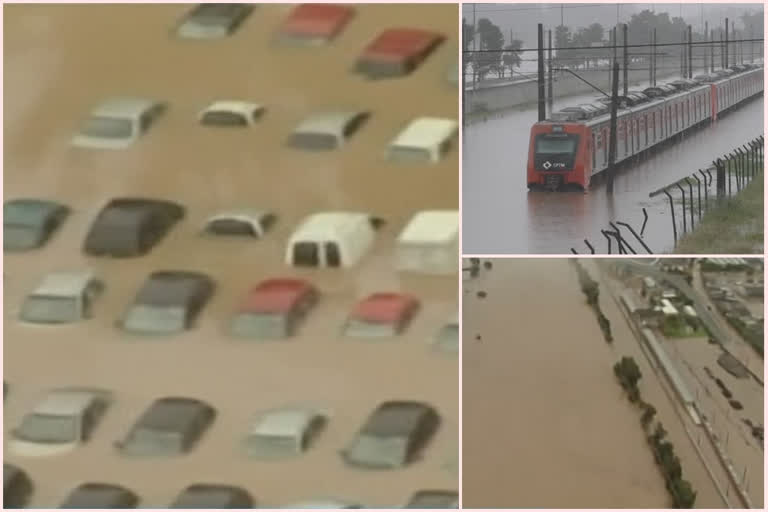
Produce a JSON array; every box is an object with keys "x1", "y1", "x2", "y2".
[
  {"x1": 8, "y1": 439, "x2": 77, "y2": 457},
  {"x1": 71, "y1": 133, "x2": 135, "y2": 150}
]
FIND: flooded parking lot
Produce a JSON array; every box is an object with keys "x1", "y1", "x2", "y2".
[{"x1": 3, "y1": 3, "x2": 458, "y2": 507}]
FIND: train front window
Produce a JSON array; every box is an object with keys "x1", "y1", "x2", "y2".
[{"x1": 535, "y1": 134, "x2": 578, "y2": 155}]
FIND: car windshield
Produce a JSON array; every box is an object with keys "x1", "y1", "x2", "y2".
[
  {"x1": 344, "y1": 319, "x2": 397, "y2": 338},
  {"x1": 289, "y1": 132, "x2": 339, "y2": 151},
  {"x1": 124, "y1": 427, "x2": 182, "y2": 455},
  {"x1": 3, "y1": 225, "x2": 39, "y2": 250},
  {"x1": 20, "y1": 295, "x2": 79, "y2": 324},
  {"x1": 231, "y1": 313, "x2": 288, "y2": 339},
  {"x1": 16, "y1": 413, "x2": 78, "y2": 443},
  {"x1": 205, "y1": 218, "x2": 257, "y2": 236},
  {"x1": 81, "y1": 116, "x2": 133, "y2": 139},
  {"x1": 245, "y1": 433, "x2": 299, "y2": 458},
  {"x1": 535, "y1": 135, "x2": 578, "y2": 154},
  {"x1": 434, "y1": 324, "x2": 458, "y2": 352},
  {"x1": 201, "y1": 111, "x2": 248, "y2": 127},
  {"x1": 388, "y1": 145, "x2": 432, "y2": 164},
  {"x1": 345, "y1": 434, "x2": 406, "y2": 468},
  {"x1": 122, "y1": 305, "x2": 185, "y2": 334}
]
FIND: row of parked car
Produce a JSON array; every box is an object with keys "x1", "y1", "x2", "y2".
[
  {"x1": 5, "y1": 198, "x2": 459, "y2": 271},
  {"x1": 13, "y1": 267, "x2": 459, "y2": 349},
  {"x1": 551, "y1": 62, "x2": 762, "y2": 121}
]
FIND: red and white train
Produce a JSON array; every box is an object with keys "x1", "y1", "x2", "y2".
[{"x1": 526, "y1": 64, "x2": 764, "y2": 190}]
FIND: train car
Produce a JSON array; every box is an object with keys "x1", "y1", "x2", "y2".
[{"x1": 526, "y1": 66, "x2": 763, "y2": 190}]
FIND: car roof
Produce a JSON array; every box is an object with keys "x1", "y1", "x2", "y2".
[
  {"x1": 293, "y1": 110, "x2": 368, "y2": 137},
  {"x1": 202, "y1": 101, "x2": 263, "y2": 116},
  {"x1": 136, "y1": 271, "x2": 213, "y2": 307},
  {"x1": 92, "y1": 97, "x2": 161, "y2": 119},
  {"x1": 249, "y1": 407, "x2": 319, "y2": 438},
  {"x1": 284, "y1": 498, "x2": 361, "y2": 508},
  {"x1": 351, "y1": 293, "x2": 418, "y2": 324},
  {"x1": 32, "y1": 388, "x2": 108, "y2": 416},
  {"x1": 138, "y1": 397, "x2": 213, "y2": 432},
  {"x1": 291, "y1": 212, "x2": 373, "y2": 241},
  {"x1": 398, "y1": 210, "x2": 458, "y2": 245},
  {"x1": 280, "y1": 3, "x2": 354, "y2": 39},
  {"x1": 63, "y1": 483, "x2": 135, "y2": 507},
  {"x1": 390, "y1": 117, "x2": 457, "y2": 151},
  {"x1": 206, "y1": 209, "x2": 271, "y2": 225},
  {"x1": 364, "y1": 401, "x2": 435, "y2": 436},
  {"x1": 32, "y1": 270, "x2": 96, "y2": 298},
  {"x1": 173, "y1": 484, "x2": 251, "y2": 508},
  {"x1": 4, "y1": 198, "x2": 68, "y2": 226},
  {"x1": 239, "y1": 278, "x2": 313, "y2": 314},
  {"x1": 362, "y1": 28, "x2": 443, "y2": 59},
  {"x1": 105, "y1": 197, "x2": 184, "y2": 214}
]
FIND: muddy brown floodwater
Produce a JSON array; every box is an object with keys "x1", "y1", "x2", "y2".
[
  {"x1": 3, "y1": 3, "x2": 458, "y2": 508},
  {"x1": 462, "y1": 259, "x2": 729, "y2": 509}
]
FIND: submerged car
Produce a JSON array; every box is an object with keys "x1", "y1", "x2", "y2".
[
  {"x1": 342, "y1": 293, "x2": 419, "y2": 338},
  {"x1": 288, "y1": 110, "x2": 370, "y2": 151},
  {"x1": 341, "y1": 400, "x2": 440, "y2": 469},
  {"x1": 230, "y1": 278, "x2": 318, "y2": 340},
  {"x1": 387, "y1": 117, "x2": 458, "y2": 164},
  {"x1": 19, "y1": 270, "x2": 104, "y2": 325},
  {"x1": 276, "y1": 3, "x2": 355, "y2": 45},
  {"x1": 119, "y1": 271, "x2": 215, "y2": 335},
  {"x1": 71, "y1": 97, "x2": 166, "y2": 149},
  {"x1": 9, "y1": 388, "x2": 112, "y2": 457},
  {"x1": 115, "y1": 397, "x2": 216, "y2": 456},
  {"x1": 4, "y1": 199, "x2": 70, "y2": 252},
  {"x1": 176, "y1": 3, "x2": 255, "y2": 39},
  {"x1": 3, "y1": 464, "x2": 33, "y2": 508},
  {"x1": 198, "y1": 101, "x2": 265, "y2": 127},
  {"x1": 202, "y1": 209, "x2": 277, "y2": 238},
  {"x1": 83, "y1": 198, "x2": 185, "y2": 257},
  {"x1": 243, "y1": 407, "x2": 327, "y2": 459},
  {"x1": 170, "y1": 484, "x2": 255, "y2": 508},
  {"x1": 405, "y1": 490, "x2": 459, "y2": 508},
  {"x1": 59, "y1": 483, "x2": 139, "y2": 508},
  {"x1": 283, "y1": 499, "x2": 364, "y2": 509},
  {"x1": 354, "y1": 28, "x2": 444, "y2": 79}
]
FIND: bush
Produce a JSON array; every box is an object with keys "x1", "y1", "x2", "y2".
[{"x1": 671, "y1": 478, "x2": 697, "y2": 508}]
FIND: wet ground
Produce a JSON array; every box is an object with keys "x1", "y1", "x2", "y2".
[
  {"x1": 462, "y1": 89, "x2": 764, "y2": 254},
  {"x1": 462, "y1": 259, "x2": 730, "y2": 509},
  {"x1": 3, "y1": 3, "x2": 458, "y2": 507}
]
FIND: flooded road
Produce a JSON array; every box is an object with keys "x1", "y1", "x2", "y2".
[
  {"x1": 3, "y1": 3, "x2": 458, "y2": 507},
  {"x1": 462, "y1": 259, "x2": 727, "y2": 508},
  {"x1": 462, "y1": 92, "x2": 764, "y2": 254}
]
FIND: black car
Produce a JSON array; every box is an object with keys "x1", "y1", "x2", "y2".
[
  {"x1": 341, "y1": 400, "x2": 440, "y2": 469},
  {"x1": 83, "y1": 198, "x2": 185, "y2": 257},
  {"x1": 119, "y1": 271, "x2": 215, "y2": 335},
  {"x1": 115, "y1": 397, "x2": 216, "y2": 456},
  {"x1": 3, "y1": 464, "x2": 33, "y2": 508},
  {"x1": 4, "y1": 198, "x2": 70, "y2": 252},
  {"x1": 59, "y1": 483, "x2": 138, "y2": 509},
  {"x1": 170, "y1": 484, "x2": 255, "y2": 508}
]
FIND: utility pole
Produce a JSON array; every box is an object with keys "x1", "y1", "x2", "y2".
[
  {"x1": 705, "y1": 21, "x2": 711, "y2": 72},
  {"x1": 611, "y1": 27, "x2": 617, "y2": 90},
  {"x1": 560, "y1": 3, "x2": 564, "y2": 27},
  {"x1": 731, "y1": 20, "x2": 736, "y2": 65},
  {"x1": 622, "y1": 23, "x2": 628, "y2": 97},
  {"x1": 472, "y1": 3, "x2": 477, "y2": 94},
  {"x1": 680, "y1": 30, "x2": 685, "y2": 77},
  {"x1": 547, "y1": 29, "x2": 553, "y2": 116},
  {"x1": 537, "y1": 23, "x2": 545, "y2": 122},
  {"x1": 724, "y1": 17, "x2": 729, "y2": 68},
  {"x1": 720, "y1": 33, "x2": 724, "y2": 69},
  {"x1": 607, "y1": 61, "x2": 620, "y2": 195},
  {"x1": 750, "y1": 25, "x2": 754, "y2": 63},
  {"x1": 652, "y1": 28, "x2": 657, "y2": 85},
  {"x1": 688, "y1": 25, "x2": 693, "y2": 78},
  {"x1": 648, "y1": 29, "x2": 653, "y2": 86}
]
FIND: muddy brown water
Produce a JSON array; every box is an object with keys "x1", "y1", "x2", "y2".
[
  {"x1": 462, "y1": 259, "x2": 732, "y2": 508},
  {"x1": 3, "y1": 3, "x2": 458, "y2": 507}
]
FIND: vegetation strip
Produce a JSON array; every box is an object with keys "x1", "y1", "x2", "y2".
[{"x1": 571, "y1": 260, "x2": 613, "y2": 342}]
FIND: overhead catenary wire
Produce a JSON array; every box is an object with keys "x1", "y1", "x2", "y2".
[{"x1": 463, "y1": 37, "x2": 763, "y2": 53}]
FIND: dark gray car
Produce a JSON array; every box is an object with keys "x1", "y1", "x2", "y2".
[
  {"x1": 4, "y1": 199, "x2": 70, "y2": 252},
  {"x1": 83, "y1": 198, "x2": 185, "y2": 257},
  {"x1": 170, "y1": 484, "x2": 255, "y2": 508},
  {"x1": 115, "y1": 397, "x2": 216, "y2": 456},
  {"x1": 119, "y1": 271, "x2": 215, "y2": 335},
  {"x1": 176, "y1": 3, "x2": 255, "y2": 39},
  {"x1": 341, "y1": 401, "x2": 440, "y2": 469},
  {"x1": 59, "y1": 483, "x2": 139, "y2": 508},
  {"x1": 3, "y1": 464, "x2": 33, "y2": 509}
]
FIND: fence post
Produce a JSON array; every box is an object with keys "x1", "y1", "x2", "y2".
[
  {"x1": 685, "y1": 177, "x2": 695, "y2": 229},
  {"x1": 692, "y1": 174, "x2": 702, "y2": 220},
  {"x1": 610, "y1": 222, "x2": 637, "y2": 254},
  {"x1": 715, "y1": 159, "x2": 726, "y2": 199},
  {"x1": 731, "y1": 153, "x2": 741, "y2": 193},
  {"x1": 675, "y1": 183, "x2": 688, "y2": 235},
  {"x1": 663, "y1": 190, "x2": 678, "y2": 246},
  {"x1": 742, "y1": 146, "x2": 752, "y2": 180},
  {"x1": 601, "y1": 230, "x2": 613, "y2": 254},
  {"x1": 698, "y1": 169, "x2": 709, "y2": 211}
]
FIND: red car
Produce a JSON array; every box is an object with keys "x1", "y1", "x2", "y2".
[
  {"x1": 230, "y1": 278, "x2": 319, "y2": 339},
  {"x1": 354, "y1": 28, "x2": 444, "y2": 79},
  {"x1": 277, "y1": 4, "x2": 355, "y2": 45},
  {"x1": 343, "y1": 292, "x2": 419, "y2": 338}
]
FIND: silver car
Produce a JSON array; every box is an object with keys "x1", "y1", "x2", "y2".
[
  {"x1": 9, "y1": 388, "x2": 112, "y2": 457},
  {"x1": 288, "y1": 110, "x2": 370, "y2": 151},
  {"x1": 71, "y1": 97, "x2": 166, "y2": 149},
  {"x1": 243, "y1": 407, "x2": 327, "y2": 459},
  {"x1": 176, "y1": 3, "x2": 255, "y2": 39},
  {"x1": 19, "y1": 270, "x2": 104, "y2": 325}
]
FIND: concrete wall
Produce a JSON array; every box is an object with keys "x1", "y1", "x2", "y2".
[{"x1": 465, "y1": 67, "x2": 681, "y2": 113}]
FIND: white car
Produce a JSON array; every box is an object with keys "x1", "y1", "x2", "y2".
[
  {"x1": 198, "y1": 101, "x2": 265, "y2": 127},
  {"x1": 9, "y1": 388, "x2": 112, "y2": 457},
  {"x1": 19, "y1": 270, "x2": 104, "y2": 325},
  {"x1": 288, "y1": 110, "x2": 370, "y2": 151},
  {"x1": 71, "y1": 97, "x2": 166, "y2": 149},
  {"x1": 243, "y1": 407, "x2": 327, "y2": 459},
  {"x1": 387, "y1": 117, "x2": 458, "y2": 164}
]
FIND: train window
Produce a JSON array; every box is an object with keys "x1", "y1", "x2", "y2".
[
  {"x1": 591, "y1": 132, "x2": 596, "y2": 165},
  {"x1": 602, "y1": 129, "x2": 608, "y2": 162}
]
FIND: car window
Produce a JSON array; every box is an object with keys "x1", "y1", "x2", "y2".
[
  {"x1": 289, "y1": 132, "x2": 339, "y2": 151},
  {"x1": 342, "y1": 113, "x2": 369, "y2": 138},
  {"x1": 201, "y1": 111, "x2": 248, "y2": 127},
  {"x1": 325, "y1": 242, "x2": 341, "y2": 267},
  {"x1": 293, "y1": 242, "x2": 319, "y2": 267},
  {"x1": 206, "y1": 218, "x2": 257, "y2": 236}
]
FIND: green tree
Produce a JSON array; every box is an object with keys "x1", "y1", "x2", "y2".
[
  {"x1": 671, "y1": 478, "x2": 697, "y2": 508},
  {"x1": 641, "y1": 404, "x2": 657, "y2": 428},
  {"x1": 651, "y1": 422, "x2": 668, "y2": 445},
  {"x1": 476, "y1": 18, "x2": 504, "y2": 81},
  {"x1": 501, "y1": 37, "x2": 523, "y2": 78}
]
